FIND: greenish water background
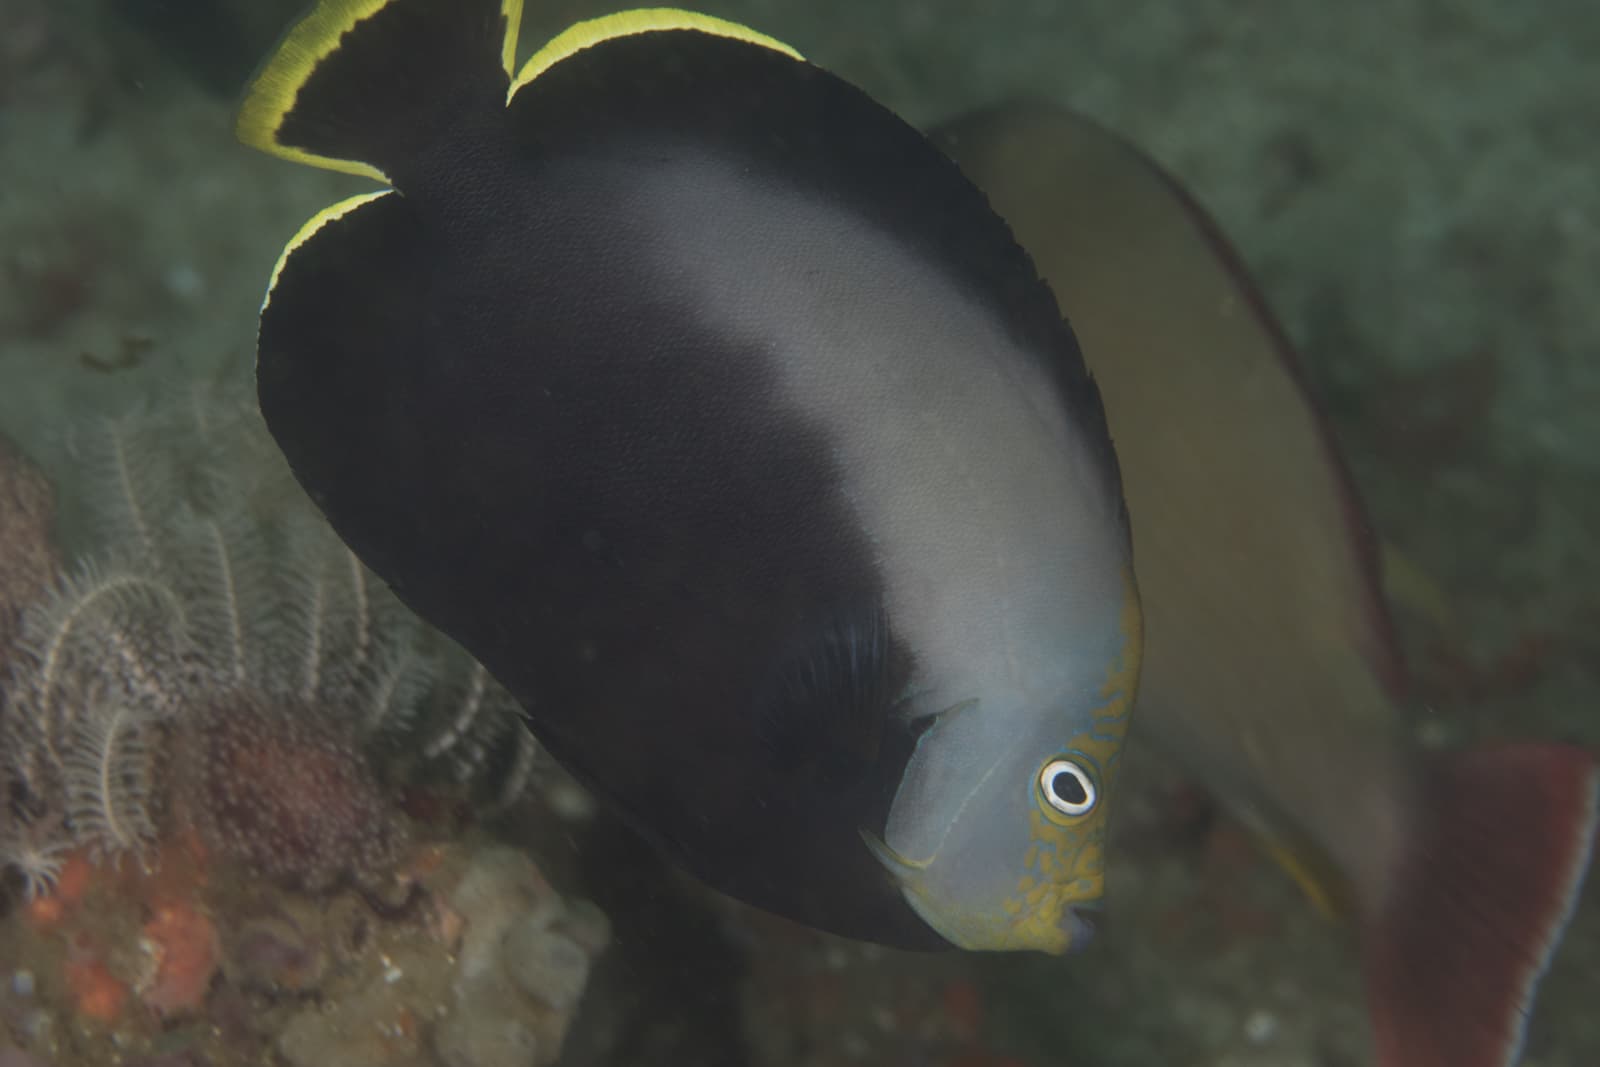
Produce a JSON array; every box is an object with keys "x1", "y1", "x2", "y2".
[{"x1": 2, "y1": 2, "x2": 1595, "y2": 1064}]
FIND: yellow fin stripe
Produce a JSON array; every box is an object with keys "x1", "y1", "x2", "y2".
[
  {"x1": 1248, "y1": 825, "x2": 1350, "y2": 921},
  {"x1": 508, "y1": 7, "x2": 803, "y2": 102},
  {"x1": 261, "y1": 190, "x2": 394, "y2": 315},
  {"x1": 237, "y1": 0, "x2": 397, "y2": 180},
  {"x1": 499, "y1": 0, "x2": 525, "y2": 80},
  {"x1": 1260, "y1": 836, "x2": 1350, "y2": 920},
  {"x1": 237, "y1": 0, "x2": 525, "y2": 180}
]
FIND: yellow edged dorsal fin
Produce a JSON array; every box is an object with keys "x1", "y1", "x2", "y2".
[
  {"x1": 237, "y1": 0, "x2": 526, "y2": 181},
  {"x1": 260, "y1": 190, "x2": 395, "y2": 315},
  {"x1": 508, "y1": 8, "x2": 803, "y2": 102}
]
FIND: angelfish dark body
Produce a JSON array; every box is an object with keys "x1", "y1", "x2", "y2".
[{"x1": 240, "y1": 0, "x2": 1141, "y2": 953}]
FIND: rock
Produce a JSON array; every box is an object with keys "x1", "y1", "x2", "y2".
[
  {"x1": 221, "y1": 914, "x2": 326, "y2": 993},
  {"x1": 430, "y1": 845, "x2": 610, "y2": 1067},
  {"x1": 503, "y1": 925, "x2": 591, "y2": 1013},
  {"x1": 275, "y1": 944, "x2": 436, "y2": 1067},
  {"x1": 433, "y1": 1004, "x2": 541, "y2": 1067},
  {"x1": 449, "y1": 847, "x2": 562, "y2": 982},
  {"x1": 0, "y1": 1046, "x2": 48, "y2": 1067}
]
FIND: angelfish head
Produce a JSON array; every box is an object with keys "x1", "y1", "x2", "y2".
[{"x1": 865, "y1": 580, "x2": 1141, "y2": 955}]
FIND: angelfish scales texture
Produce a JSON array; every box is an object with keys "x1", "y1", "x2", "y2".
[
  {"x1": 934, "y1": 103, "x2": 1599, "y2": 1067},
  {"x1": 238, "y1": 1, "x2": 1141, "y2": 954}
]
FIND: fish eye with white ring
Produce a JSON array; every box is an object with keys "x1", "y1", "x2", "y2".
[{"x1": 1039, "y1": 757, "x2": 1097, "y2": 817}]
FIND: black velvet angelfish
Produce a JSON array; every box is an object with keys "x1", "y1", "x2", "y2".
[{"x1": 238, "y1": 0, "x2": 1141, "y2": 954}]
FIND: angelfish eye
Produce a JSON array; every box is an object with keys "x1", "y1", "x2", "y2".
[{"x1": 1040, "y1": 758, "x2": 1097, "y2": 816}]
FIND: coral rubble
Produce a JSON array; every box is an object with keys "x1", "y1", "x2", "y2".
[
  {"x1": 0, "y1": 393, "x2": 606, "y2": 1066},
  {"x1": 0, "y1": 394, "x2": 537, "y2": 897}
]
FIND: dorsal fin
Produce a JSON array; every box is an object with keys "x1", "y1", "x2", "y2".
[
  {"x1": 237, "y1": 0, "x2": 524, "y2": 182},
  {"x1": 508, "y1": 9, "x2": 801, "y2": 102}
]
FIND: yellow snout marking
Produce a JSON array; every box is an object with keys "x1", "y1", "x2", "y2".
[{"x1": 1000, "y1": 568, "x2": 1141, "y2": 952}]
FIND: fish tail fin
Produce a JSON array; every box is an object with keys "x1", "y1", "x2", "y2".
[
  {"x1": 1363, "y1": 743, "x2": 1598, "y2": 1067},
  {"x1": 237, "y1": 0, "x2": 524, "y2": 183}
]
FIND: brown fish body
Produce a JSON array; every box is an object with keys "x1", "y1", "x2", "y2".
[
  {"x1": 937, "y1": 105, "x2": 1412, "y2": 896},
  {"x1": 934, "y1": 104, "x2": 1597, "y2": 1067}
]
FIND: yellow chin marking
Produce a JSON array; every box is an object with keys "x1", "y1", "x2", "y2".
[
  {"x1": 999, "y1": 809, "x2": 1104, "y2": 953},
  {"x1": 508, "y1": 8, "x2": 804, "y2": 102}
]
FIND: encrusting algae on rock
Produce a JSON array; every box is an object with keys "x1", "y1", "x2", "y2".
[{"x1": 0, "y1": 390, "x2": 609, "y2": 1066}]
